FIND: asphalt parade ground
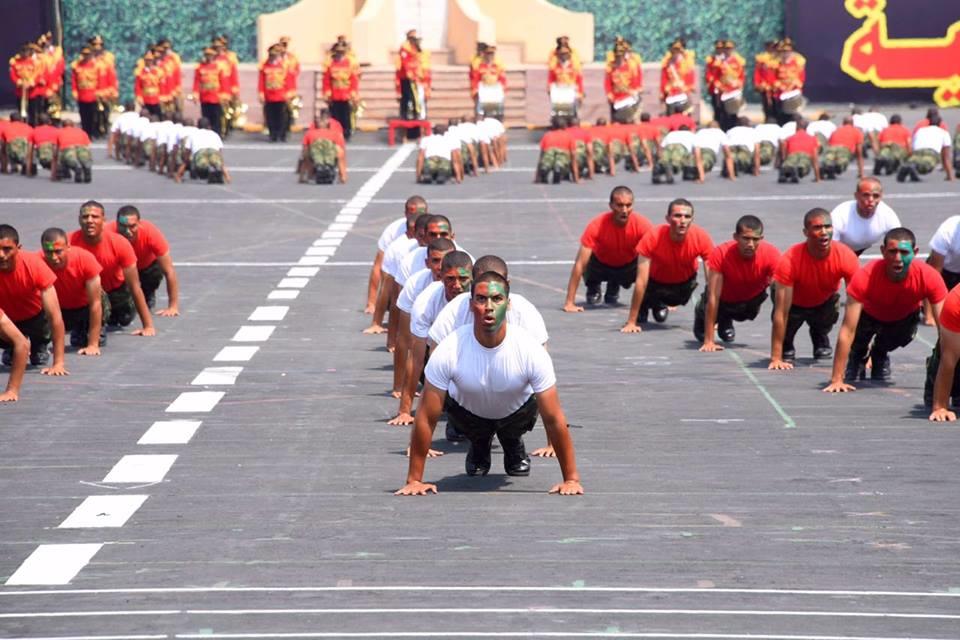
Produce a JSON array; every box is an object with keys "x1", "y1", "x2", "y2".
[{"x1": 1, "y1": 123, "x2": 960, "y2": 639}]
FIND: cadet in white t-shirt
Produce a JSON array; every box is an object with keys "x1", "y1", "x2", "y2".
[
  {"x1": 417, "y1": 124, "x2": 459, "y2": 184},
  {"x1": 900, "y1": 115, "x2": 954, "y2": 182},
  {"x1": 365, "y1": 196, "x2": 427, "y2": 316},
  {"x1": 753, "y1": 121, "x2": 784, "y2": 165},
  {"x1": 928, "y1": 215, "x2": 960, "y2": 290},
  {"x1": 396, "y1": 271, "x2": 582, "y2": 496},
  {"x1": 830, "y1": 177, "x2": 900, "y2": 254},
  {"x1": 480, "y1": 116, "x2": 507, "y2": 165},
  {"x1": 806, "y1": 115, "x2": 837, "y2": 147},
  {"x1": 723, "y1": 117, "x2": 760, "y2": 177},
  {"x1": 174, "y1": 116, "x2": 230, "y2": 184},
  {"x1": 388, "y1": 251, "x2": 473, "y2": 428},
  {"x1": 692, "y1": 122, "x2": 727, "y2": 177},
  {"x1": 656, "y1": 127, "x2": 703, "y2": 184},
  {"x1": 107, "y1": 104, "x2": 140, "y2": 161}
]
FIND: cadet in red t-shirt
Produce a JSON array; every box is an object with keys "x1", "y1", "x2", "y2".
[
  {"x1": 929, "y1": 283, "x2": 960, "y2": 421},
  {"x1": 696, "y1": 215, "x2": 780, "y2": 351},
  {"x1": 50, "y1": 120, "x2": 93, "y2": 183},
  {"x1": 825, "y1": 227, "x2": 946, "y2": 392},
  {"x1": 563, "y1": 187, "x2": 654, "y2": 311},
  {"x1": 769, "y1": 208, "x2": 859, "y2": 368},
  {"x1": 0, "y1": 224, "x2": 67, "y2": 374},
  {"x1": 566, "y1": 116, "x2": 595, "y2": 179},
  {"x1": 535, "y1": 116, "x2": 579, "y2": 184},
  {"x1": 69, "y1": 200, "x2": 155, "y2": 336},
  {"x1": 38, "y1": 227, "x2": 105, "y2": 355},
  {"x1": 622, "y1": 198, "x2": 714, "y2": 332},
  {"x1": 299, "y1": 110, "x2": 347, "y2": 184},
  {"x1": 30, "y1": 113, "x2": 60, "y2": 173},
  {"x1": 779, "y1": 118, "x2": 821, "y2": 183},
  {"x1": 0, "y1": 305, "x2": 29, "y2": 402},
  {"x1": 822, "y1": 116, "x2": 865, "y2": 180},
  {"x1": 108, "y1": 205, "x2": 180, "y2": 317},
  {"x1": 875, "y1": 114, "x2": 912, "y2": 175},
  {"x1": 1, "y1": 113, "x2": 35, "y2": 175}
]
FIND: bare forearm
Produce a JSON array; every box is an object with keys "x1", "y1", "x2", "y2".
[
  {"x1": 543, "y1": 413, "x2": 579, "y2": 483},
  {"x1": 87, "y1": 300, "x2": 102, "y2": 348}
]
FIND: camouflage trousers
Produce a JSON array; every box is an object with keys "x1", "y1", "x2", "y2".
[
  {"x1": 538, "y1": 148, "x2": 571, "y2": 177},
  {"x1": 308, "y1": 139, "x2": 338, "y2": 167},
  {"x1": 658, "y1": 143, "x2": 690, "y2": 172},
  {"x1": 758, "y1": 140, "x2": 776, "y2": 165},
  {"x1": 813, "y1": 132, "x2": 828, "y2": 151},
  {"x1": 687, "y1": 147, "x2": 715, "y2": 172},
  {"x1": 610, "y1": 139, "x2": 627, "y2": 164},
  {"x1": 729, "y1": 145, "x2": 753, "y2": 172},
  {"x1": 906, "y1": 148, "x2": 939, "y2": 174},
  {"x1": 629, "y1": 137, "x2": 657, "y2": 166},
  {"x1": 36, "y1": 142, "x2": 55, "y2": 168},
  {"x1": 822, "y1": 145, "x2": 852, "y2": 171},
  {"x1": 878, "y1": 143, "x2": 907, "y2": 163},
  {"x1": 60, "y1": 146, "x2": 93, "y2": 170},
  {"x1": 5, "y1": 137, "x2": 28, "y2": 164},
  {"x1": 193, "y1": 148, "x2": 224, "y2": 172},
  {"x1": 143, "y1": 138, "x2": 156, "y2": 159},
  {"x1": 782, "y1": 152, "x2": 812, "y2": 177},
  {"x1": 573, "y1": 140, "x2": 588, "y2": 173},
  {"x1": 423, "y1": 156, "x2": 452, "y2": 182},
  {"x1": 592, "y1": 140, "x2": 609, "y2": 171}
]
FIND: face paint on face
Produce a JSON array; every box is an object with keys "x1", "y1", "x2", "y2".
[
  {"x1": 426, "y1": 222, "x2": 451, "y2": 241},
  {"x1": 43, "y1": 240, "x2": 68, "y2": 268},
  {"x1": 898, "y1": 240, "x2": 914, "y2": 272},
  {"x1": 442, "y1": 266, "x2": 473, "y2": 301}
]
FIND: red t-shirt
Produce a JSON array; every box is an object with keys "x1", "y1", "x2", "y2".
[
  {"x1": 773, "y1": 241, "x2": 859, "y2": 307},
  {"x1": 40, "y1": 247, "x2": 102, "y2": 310},
  {"x1": 0, "y1": 252, "x2": 56, "y2": 321},
  {"x1": 940, "y1": 285, "x2": 960, "y2": 333},
  {"x1": 69, "y1": 230, "x2": 137, "y2": 292},
  {"x1": 878, "y1": 124, "x2": 911, "y2": 148},
  {"x1": 707, "y1": 240, "x2": 781, "y2": 303},
  {"x1": 580, "y1": 212, "x2": 654, "y2": 268},
  {"x1": 32, "y1": 125, "x2": 60, "y2": 146},
  {"x1": 846, "y1": 259, "x2": 946, "y2": 323},
  {"x1": 632, "y1": 122, "x2": 660, "y2": 141},
  {"x1": 588, "y1": 126, "x2": 612, "y2": 143},
  {"x1": 106, "y1": 220, "x2": 170, "y2": 269},
  {"x1": 1, "y1": 121, "x2": 33, "y2": 143},
  {"x1": 668, "y1": 112, "x2": 697, "y2": 131},
  {"x1": 57, "y1": 127, "x2": 91, "y2": 149},
  {"x1": 828, "y1": 125, "x2": 864, "y2": 152},
  {"x1": 649, "y1": 116, "x2": 672, "y2": 134},
  {"x1": 637, "y1": 224, "x2": 714, "y2": 284},
  {"x1": 540, "y1": 129, "x2": 572, "y2": 152},
  {"x1": 308, "y1": 119, "x2": 344, "y2": 137},
  {"x1": 912, "y1": 118, "x2": 949, "y2": 134},
  {"x1": 303, "y1": 127, "x2": 345, "y2": 149},
  {"x1": 567, "y1": 127, "x2": 591, "y2": 145},
  {"x1": 606, "y1": 124, "x2": 633, "y2": 144},
  {"x1": 784, "y1": 130, "x2": 819, "y2": 160}
]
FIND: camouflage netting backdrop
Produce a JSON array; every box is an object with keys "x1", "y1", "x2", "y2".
[{"x1": 62, "y1": 0, "x2": 784, "y2": 103}]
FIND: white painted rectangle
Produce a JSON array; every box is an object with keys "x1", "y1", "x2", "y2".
[
  {"x1": 248, "y1": 306, "x2": 289, "y2": 322},
  {"x1": 5, "y1": 544, "x2": 103, "y2": 585},
  {"x1": 287, "y1": 266, "x2": 319, "y2": 277},
  {"x1": 213, "y1": 346, "x2": 259, "y2": 362},
  {"x1": 138, "y1": 420, "x2": 202, "y2": 445},
  {"x1": 313, "y1": 238, "x2": 342, "y2": 247},
  {"x1": 165, "y1": 391, "x2": 225, "y2": 413},
  {"x1": 268, "y1": 289, "x2": 299, "y2": 300},
  {"x1": 103, "y1": 454, "x2": 177, "y2": 483},
  {"x1": 231, "y1": 325, "x2": 276, "y2": 342},
  {"x1": 277, "y1": 277, "x2": 309, "y2": 288},
  {"x1": 339, "y1": 206, "x2": 362, "y2": 214},
  {"x1": 335, "y1": 215, "x2": 359, "y2": 224},
  {"x1": 297, "y1": 256, "x2": 328, "y2": 266},
  {"x1": 59, "y1": 495, "x2": 149, "y2": 528},
  {"x1": 306, "y1": 246, "x2": 337, "y2": 256},
  {"x1": 322, "y1": 231, "x2": 347, "y2": 239},
  {"x1": 191, "y1": 367, "x2": 243, "y2": 386},
  {"x1": 328, "y1": 223, "x2": 353, "y2": 231}
]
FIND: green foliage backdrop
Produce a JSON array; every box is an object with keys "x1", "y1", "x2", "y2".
[
  {"x1": 62, "y1": 0, "x2": 297, "y2": 103},
  {"x1": 553, "y1": 0, "x2": 785, "y2": 97}
]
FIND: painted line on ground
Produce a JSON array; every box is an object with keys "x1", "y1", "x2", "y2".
[
  {"x1": 4, "y1": 544, "x2": 103, "y2": 586},
  {"x1": 231, "y1": 326, "x2": 276, "y2": 342},
  {"x1": 102, "y1": 455, "x2": 177, "y2": 483},
  {"x1": 213, "y1": 346, "x2": 259, "y2": 362},
  {"x1": 138, "y1": 420, "x2": 202, "y2": 445},
  {"x1": 165, "y1": 391, "x2": 225, "y2": 413},
  {"x1": 287, "y1": 266, "x2": 320, "y2": 276},
  {"x1": 276, "y1": 277, "x2": 310, "y2": 288},
  {"x1": 267, "y1": 289, "x2": 300, "y2": 300},
  {"x1": 726, "y1": 350, "x2": 797, "y2": 429},
  {"x1": 191, "y1": 367, "x2": 244, "y2": 386},
  {"x1": 248, "y1": 306, "x2": 289, "y2": 322},
  {"x1": 58, "y1": 495, "x2": 149, "y2": 529}
]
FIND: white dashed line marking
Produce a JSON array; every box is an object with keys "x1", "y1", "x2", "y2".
[
  {"x1": 5, "y1": 544, "x2": 104, "y2": 585},
  {"x1": 248, "y1": 306, "x2": 289, "y2": 322},
  {"x1": 287, "y1": 266, "x2": 320, "y2": 277},
  {"x1": 191, "y1": 367, "x2": 244, "y2": 386},
  {"x1": 213, "y1": 346, "x2": 260, "y2": 362},
  {"x1": 277, "y1": 277, "x2": 309, "y2": 288},
  {"x1": 59, "y1": 495, "x2": 149, "y2": 528},
  {"x1": 268, "y1": 290, "x2": 300, "y2": 300},
  {"x1": 231, "y1": 326, "x2": 276, "y2": 342},
  {"x1": 138, "y1": 420, "x2": 203, "y2": 445},
  {"x1": 103, "y1": 455, "x2": 178, "y2": 483},
  {"x1": 165, "y1": 391, "x2": 226, "y2": 413}
]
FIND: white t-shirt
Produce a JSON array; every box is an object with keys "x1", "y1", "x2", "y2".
[
  {"x1": 411, "y1": 281, "x2": 449, "y2": 338},
  {"x1": 397, "y1": 242, "x2": 468, "y2": 287},
  {"x1": 853, "y1": 112, "x2": 888, "y2": 134},
  {"x1": 420, "y1": 134, "x2": 455, "y2": 160},
  {"x1": 425, "y1": 324, "x2": 556, "y2": 420},
  {"x1": 110, "y1": 111, "x2": 139, "y2": 134},
  {"x1": 694, "y1": 128, "x2": 727, "y2": 154},
  {"x1": 139, "y1": 121, "x2": 160, "y2": 142},
  {"x1": 396, "y1": 267, "x2": 435, "y2": 314},
  {"x1": 187, "y1": 129, "x2": 223, "y2": 152},
  {"x1": 458, "y1": 121, "x2": 488, "y2": 144},
  {"x1": 806, "y1": 120, "x2": 837, "y2": 140},
  {"x1": 382, "y1": 236, "x2": 418, "y2": 278},
  {"x1": 754, "y1": 123, "x2": 785, "y2": 144},
  {"x1": 929, "y1": 216, "x2": 960, "y2": 272},
  {"x1": 177, "y1": 125, "x2": 198, "y2": 146},
  {"x1": 781, "y1": 121, "x2": 798, "y2": 137},
  {"x1": 830, "y1": 200, "x2": 901, "y2": 253},
  {"x1": 120, "y1": 115, "x2": 148, "y2": 137},
  {"x1": 661, "y1": 130, "x2": 696, "y2": 153},
  {"x1": 378, "y1": 216, "x2": 407, "y2": 253},
  {"x1": 725, "y1": 126, "x2": 757, "y2": 149},
  {"x1": 913, "y1": 126, "x2": 952, "y2": 152},
  {"x1": 428, "y1": 291, "x2": 549, "y2": 345},
  {"x1": 480, "y1": 117, "x2": 505, "y2": 138}
]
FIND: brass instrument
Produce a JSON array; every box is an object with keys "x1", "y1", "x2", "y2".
[
  {"x1": 19, "y1": 86, "x2": 28, "y2": 119},
  {"x1": 46, "y1": 92, "x2": 62, "y2": 119},
  {"x1": 288, "y1": 94, "x2": 303, "y2": 123}
]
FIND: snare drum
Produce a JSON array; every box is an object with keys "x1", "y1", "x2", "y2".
[
  {"x1": 778, "y1": 89, "x2": 803, "y2": 115},
  {"x1": 550, "y1": 83, "x2": 577, "y2": 117},
  {"x1": 664, "y1": 92, "x2": 689, "y2": 114},
  {"x1": 721, "y1": 89, "x2": 743, "y2": 116},
  {"x1": 478, "y1": 83, "x2": 505, "y2": 118},
  {"x1": 612, "y1": 95, "x2": 639, "y2": 123}
]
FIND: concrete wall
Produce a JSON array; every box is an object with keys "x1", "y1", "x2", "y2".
[
  {"x1": 257, "y1": 0, "x2": 356, "y2": 65},
  {"x1": 480, "y1": 0, "x2": 594, "y2": 64}
]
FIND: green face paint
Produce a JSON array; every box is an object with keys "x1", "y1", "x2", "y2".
[
  {"x1": 488, "y1": 282, "x2": 508, "y2": 332},
  {"x1": 898, "y1": 240, "x2": 914, "y2": 271},
  {"x1": 42, "y1": 242, "x2": 58, "y2": 253}
]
